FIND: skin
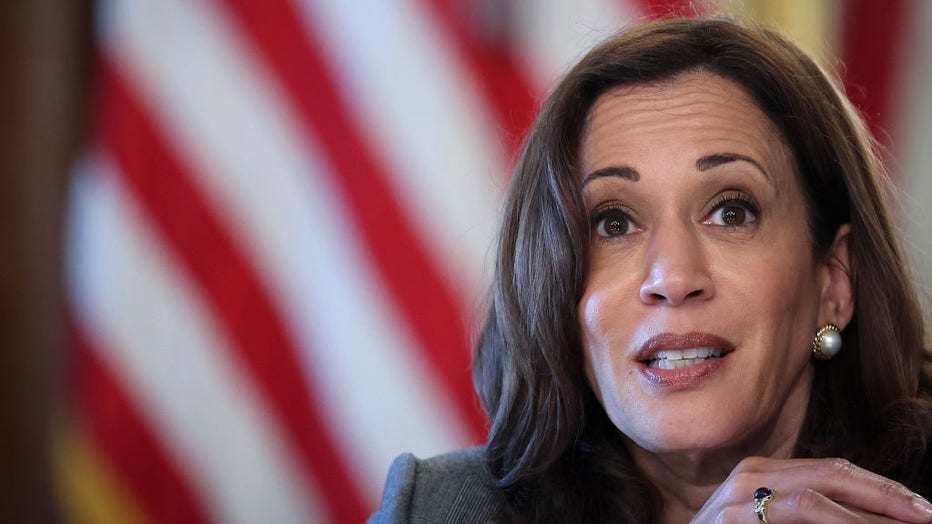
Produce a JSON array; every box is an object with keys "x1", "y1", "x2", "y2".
[{"x1": 577, "y1": 72, "x2": 931, "y2": 523}]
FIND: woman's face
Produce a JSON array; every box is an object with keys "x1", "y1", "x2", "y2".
[{"x1": 578, "y1": 72, "x2": 843, "y2": 457}]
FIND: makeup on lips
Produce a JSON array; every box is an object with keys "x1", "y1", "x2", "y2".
[{"x1": 636, "y1": 332, "x2": 735, "y2": 390}]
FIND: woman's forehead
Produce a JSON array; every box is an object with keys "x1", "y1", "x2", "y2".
[
  {"x1": 579, "y1": 72, "x2": 794, "y2": 185},
  {"x1": 583, "y1": 73, "x2": 778, "y2": 143}
]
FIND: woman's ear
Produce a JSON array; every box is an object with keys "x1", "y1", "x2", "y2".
[{"x1": 818, "y1": 224, "x2": 855, "y2": 329}]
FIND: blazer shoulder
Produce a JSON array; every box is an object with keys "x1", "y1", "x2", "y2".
[{"x1": 368, "y1": 447, "x2": 508, "y2": 524}]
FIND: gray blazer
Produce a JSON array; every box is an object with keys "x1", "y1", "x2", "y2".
[{"x1": 368, "y1": 447, "x2": 508, "y2": 523}]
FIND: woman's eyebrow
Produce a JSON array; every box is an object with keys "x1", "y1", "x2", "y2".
[
  {"x1": 582, "y1": 165, "x2": 640, "y2": 187},
  {"x1": 696, "y1": 152, "x2": 773, "y2": 187}
]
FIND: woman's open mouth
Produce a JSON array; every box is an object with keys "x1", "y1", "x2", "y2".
[
  {"x1": 644, "y1": 347, "x2": 726, "y2": 369},
  {"x1": 636, "y1": 332, "x2": 735, "y2": 390}
]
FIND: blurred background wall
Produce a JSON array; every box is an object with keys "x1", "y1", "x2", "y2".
[
  {"x1": 4, "y1": 0, "x2": 930, "y2": 523},
  {"x1": 0, "y1": 1, "x2": 90, "y2": 522}
]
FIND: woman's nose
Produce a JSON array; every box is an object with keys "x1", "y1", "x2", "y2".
[{"x1": 638, "y1": 224, "x2": 714, "y2": 306}]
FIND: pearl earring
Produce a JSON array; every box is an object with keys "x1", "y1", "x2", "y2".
[{"x1": 812, "y1": 323, "x2": 842, "y2": 360}]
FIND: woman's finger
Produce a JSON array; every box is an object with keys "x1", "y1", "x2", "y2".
[
  {"x1": 775, "y1": 459, "x2": 932, "y2": 523},
  {"x1": 765, "y1": 488, "x2": 871, "y2": 524},
  {"x1": 713, "y1": 489, "x2": 915, "y2": 524},
  {"x1": 720, "y1": 457, "x2": 932, "y2": 523},
  {"x1": 844, "y1": 504, "x2": 927, "y2": 524},
  {"x1": 703, "y1": 488, "x2": 898, "y2": 524}
]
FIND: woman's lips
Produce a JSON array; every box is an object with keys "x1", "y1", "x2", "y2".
[
  {"x1": 636, "y1": 332, "x2": 735, "y2": 390},
  {"x1": 647, "y1": 347, "x2": 725, "y2": 369}
]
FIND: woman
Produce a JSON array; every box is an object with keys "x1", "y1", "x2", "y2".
[{"x1": 371, "y1": 17, "x2": 932, "y2": 523}]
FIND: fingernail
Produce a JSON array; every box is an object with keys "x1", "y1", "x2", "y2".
[{"x1": 914, "y1": 495, "x2": 932, "y2": 520}]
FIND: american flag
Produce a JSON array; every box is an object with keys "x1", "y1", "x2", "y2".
[{"x1": 57, "y1": 1, "x2": 932, "y2": 522}]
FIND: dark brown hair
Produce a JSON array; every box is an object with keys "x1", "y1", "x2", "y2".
[{"x1": 474, "y1": 17, "x2": 932, "y2": 523}]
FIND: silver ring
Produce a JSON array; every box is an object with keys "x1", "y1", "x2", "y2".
[{"x1": 753, "y1": 487, "x2": 776, "y2": 522}]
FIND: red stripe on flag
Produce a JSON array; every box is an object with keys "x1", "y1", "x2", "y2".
[
  {"x1": 217, "y1": 0, "x2": 488, "y2": 441},
  {"x1": 841, "y1": 0, "x2": 907, "y2": 144},
  {"x1": 70, "y1": 317, "x2": 211, "y2": 524},
  {"x1": 95, "y1": 58, "x2": 369, "y2": 523},
  {"x1": 420, "y1": 0, "x2": 539, "y2": 158},
  {"x1": 636, "y1": 0, "x2": 702, "y2": 18}
]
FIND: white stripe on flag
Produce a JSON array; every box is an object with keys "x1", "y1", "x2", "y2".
[
  {"x1": 514, "y1": 0, "x2": 640, "y2": 91},
  {"x1": 65, "y1": 154, "x2": 320, "y2": 524}
]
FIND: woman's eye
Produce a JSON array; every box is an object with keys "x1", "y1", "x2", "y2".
[
  {"x1": 594, "y1": 210, "x2": 633, "y2": 237},
  {"x1": 705, "y1": 200, "x2": 758, "y2": 227}
]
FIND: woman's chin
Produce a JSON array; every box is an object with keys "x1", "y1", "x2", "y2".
[{"x1": 624, "y1": 422, "x2": 750, "y2": 458}]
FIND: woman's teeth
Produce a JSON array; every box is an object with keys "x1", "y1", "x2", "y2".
[{"x1": 646, "y1": 347, "x2": 724, "y2": 369}]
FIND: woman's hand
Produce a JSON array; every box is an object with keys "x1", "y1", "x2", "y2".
[{"x1": 690, "y1": 457, "x2": 932, "y2": 523}]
